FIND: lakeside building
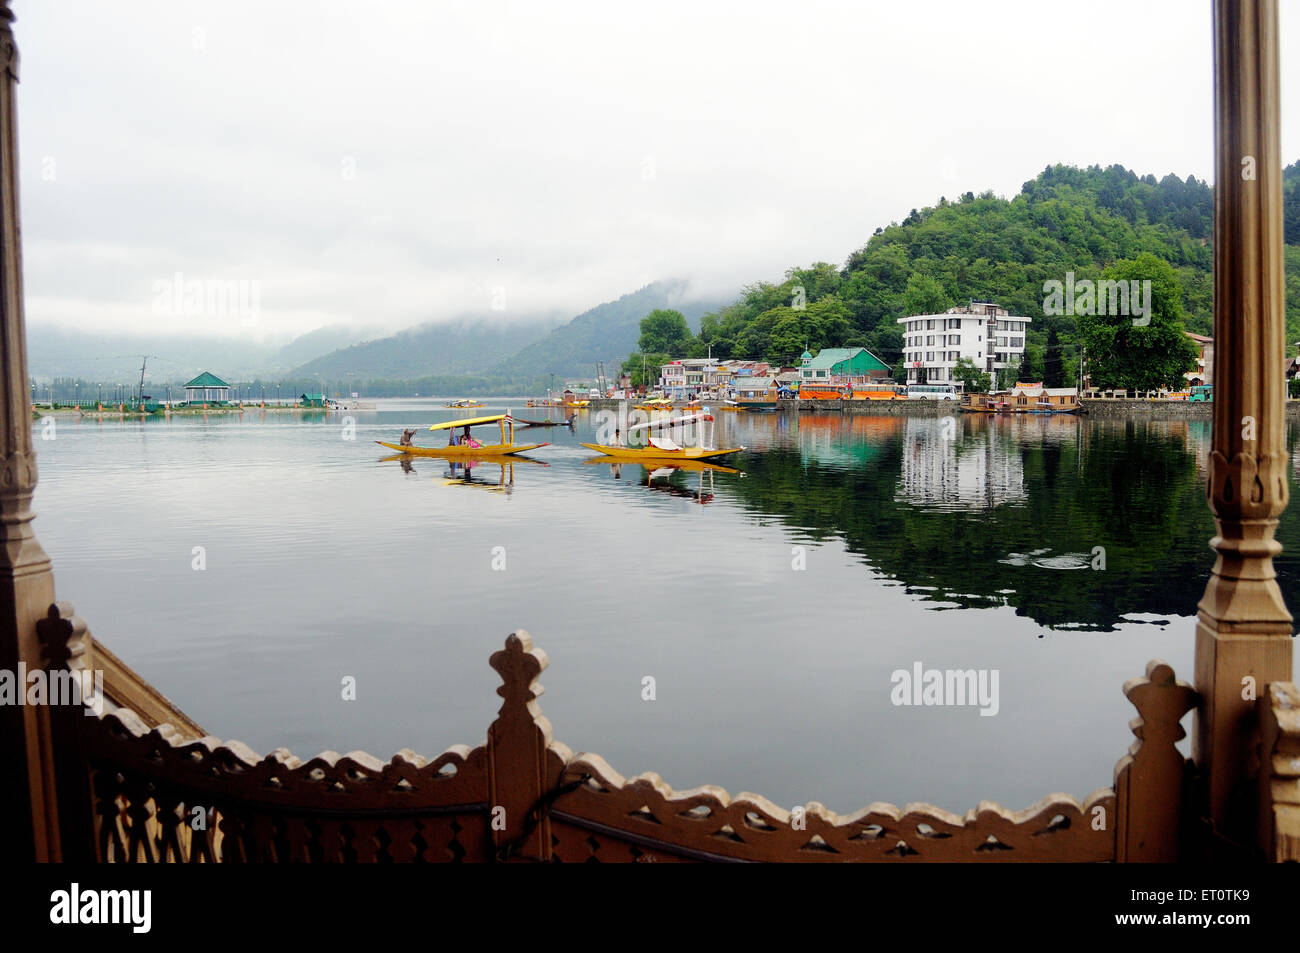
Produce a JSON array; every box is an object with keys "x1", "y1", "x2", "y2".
[
  {"x1": 659, "y1": 359, "x2": 773, "y2": 400},
  {"x1": 183, "y1": 371, "x2": 231, "y2": 404},
  {"x1": 898, "y1": 302, "x2": 1030, "y2": 387},
  {"x1": 298, "y1": 392, "x2": 327, "y2": 407},
  {"x1": 730, "y1": 377, "x2": 779, "y2": 402},
  {"x1": 1185, "y1": 332, "x2": 1214, "y2": 387},
  {"x1": 798, "y1": 347, "x2": 891, "y2": 387},
  {"x1": 659, "y1": 359, "x2": 710, "y2": 400},
  {"x1": 1003, "y1": 382, "x2": 1079, "y2": 409}
]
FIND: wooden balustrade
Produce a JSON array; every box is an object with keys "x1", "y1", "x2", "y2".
[{"x1": 33, "y1": 604, "x2": 1213, "y2": 863}]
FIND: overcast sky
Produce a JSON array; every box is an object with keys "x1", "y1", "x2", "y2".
[{"x1": 14, "y1": 0, "x2": 1300, "y2": 340}]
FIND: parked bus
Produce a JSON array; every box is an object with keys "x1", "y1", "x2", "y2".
[
  {"x1": 906, "y1": 383, "x2": 958, "y2": 401},
  {"x1": 851, "y1": 382, "x2": 904, "y2": 400}
]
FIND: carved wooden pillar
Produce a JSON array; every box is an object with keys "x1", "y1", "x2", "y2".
[
  {"x1": 0, "y1": 1, "x2": 59, "y2": 862},
  {"x1": 1196, "y1": 0, "x2": 1294, "y2": 855}
]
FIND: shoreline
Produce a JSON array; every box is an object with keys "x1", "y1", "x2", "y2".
[{"x1": 584, "y1": 397, "x2": 1300, "y2": 419}]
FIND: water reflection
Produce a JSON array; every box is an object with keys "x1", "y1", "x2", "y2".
[
  {"x1": 899, "y1": 416, "x2": 1028, "y2": 512},
  {"x1": 725, "y1": 413, "x2": 1299, "y2": 632},
  {"x1": 377, "y1": 452, "x2": 548, "y2": 491}
]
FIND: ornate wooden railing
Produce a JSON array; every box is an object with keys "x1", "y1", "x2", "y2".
[{"x1": 40, "y1": 601, "x2": 1248, "y2": 863}]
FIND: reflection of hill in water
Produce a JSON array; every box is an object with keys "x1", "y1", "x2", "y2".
[{"x1": 730, "y1": 416, "x2": 1300, "y2": 632}]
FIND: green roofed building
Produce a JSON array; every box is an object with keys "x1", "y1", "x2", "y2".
[
  {"x1": 299, "y1": 393, "x2": 326, "y2": 407},
  {"x1": 799, "y1": 347, "x2": 891, "y2": 385},
  {"x1": 183, "y1": 371, "x2": 231, "y2": 404}
]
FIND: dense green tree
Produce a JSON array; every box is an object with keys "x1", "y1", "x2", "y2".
[
  {"x1": 1043, "y1": 327, "x2": 1065, "y2": 388},
  {"x1": 1076, "y1": 253, "x2": 1200, "y2": 391},
  {"x1": 637, "y1": 309, "x2": 691, "y2": 355},
  {"x1": 952, "y1": 356, "x2": 992, "y2": 393},
  {"x1": 1017, "y1": 346, "x2": 1036, "y2": 382},
  {"x1": 902, "y1": 273, "x2": 952, "y2": 316}
]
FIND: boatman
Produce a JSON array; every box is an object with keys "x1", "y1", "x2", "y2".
[{"x1": 398, "y1": 428, "x2": 417, "y2": 447}]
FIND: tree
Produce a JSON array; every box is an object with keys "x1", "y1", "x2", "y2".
[
  {"x1": 1043, "y1": 327, "x2": 1065, "y2": 388},
  {"x1": 901, "y1": 274, "x2": 951, "y2": 316},
  {"x1": 1076, "y1": 253, "x2": 1199, "y2": 391},
  {"x1": 638, "y1": 310, "x2": 691, "y2": 355},
  {"x1": 1017, "y1": 347, "x2": 1036, "y2": 382},
  {"x1": 621, "y1": 352, "x2": 672, "y2": 389},
  {"x1": 952, "y1": 356, "x2": 992, "y2": 393}
]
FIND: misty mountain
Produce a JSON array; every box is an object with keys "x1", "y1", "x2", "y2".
[
  {"x1": 489, "y1": 280, "x2": 729, "y2": 380},
  {"x1": 270, "y1": 324, "x2": 384, "y2": 371},
  {"x1": 25, "y1": 324, "x2": 383, "y2": 383},
  {"x1": 290, "y1": 313, "x2": 566, "y2": 379}
]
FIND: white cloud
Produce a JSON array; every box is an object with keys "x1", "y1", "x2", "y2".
[{"x1": 13, "y1": 0, "x2": 1296, "y2": 339}]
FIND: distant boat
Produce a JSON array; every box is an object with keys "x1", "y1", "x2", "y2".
[
  {"x1": 635, "y1": 398, "x2": 674, "y2": 411},
  {"x1": 445, "y1": 399, "x2": 485, "y2": 408},
  {"x1": 510, "y1": 413, "x2": 576, "y2": 428}
]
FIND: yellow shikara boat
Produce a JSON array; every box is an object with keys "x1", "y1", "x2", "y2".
[
  {"x1": 375, "y1": 414, "x2": 549, "y2": 458},
  {"x1": 581, "y1": 412, "x2": 744, "y2": 462},
  {"x1": 635, "y1": 398, "x2": 674, "y2": 411}
]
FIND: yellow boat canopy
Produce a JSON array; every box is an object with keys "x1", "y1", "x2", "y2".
[{"x1": 430, "y1": 414, "x2": 506, "y2": 430}]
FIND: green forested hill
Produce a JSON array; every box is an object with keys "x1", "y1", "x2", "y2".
[{"x1": 684, "y1": 163, "x2": 1300, "y2": 376}]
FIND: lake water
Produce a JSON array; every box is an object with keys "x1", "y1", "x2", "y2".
[{"x1": 30, "y1": 401, "x2": 1300, "y2": 814}]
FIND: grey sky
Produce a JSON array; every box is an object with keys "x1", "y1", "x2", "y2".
[{"x1": 14, "y1": 0, "x2": 1300, "y2": 340}]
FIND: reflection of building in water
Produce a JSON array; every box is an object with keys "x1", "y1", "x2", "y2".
[{"x1": 898, "y1": 417, "x2": 1025, "y2": 510}]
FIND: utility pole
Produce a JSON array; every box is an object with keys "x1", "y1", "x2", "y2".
[{"x1": 136, "y1": 355, "x2": 154, "y2": 407}]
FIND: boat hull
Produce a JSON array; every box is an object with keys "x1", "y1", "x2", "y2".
[
  {"x1": 579, "y1": 442, "x2": 743, "y2": 461},
  {"x1": 375, "y1": 440, "x2": 548, "y2": 458}
]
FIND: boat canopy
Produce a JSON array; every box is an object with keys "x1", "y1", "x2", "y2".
[
  {"x1": 430, "y1": 414, "x2": 507, "y2": 430},
  {"x1": 625, "y1": 412, "x2": 715, "y2": 435}
]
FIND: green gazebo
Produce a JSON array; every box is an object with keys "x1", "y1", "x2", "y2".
[{"x1": 183, "y1": 371, "x2": 231, "y2": 404}]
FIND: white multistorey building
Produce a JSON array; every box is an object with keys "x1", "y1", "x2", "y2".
[{"x1": 897, "y1": 302, "x2": 1030, "y2": 387}]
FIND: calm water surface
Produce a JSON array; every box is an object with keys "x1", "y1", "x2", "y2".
[{"x1": 32, "y1": 401, "x2": 1300, "y2": 814}]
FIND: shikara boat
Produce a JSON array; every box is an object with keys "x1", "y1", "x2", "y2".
[
  {"x1": 510, "y1": 413, "x2": 576, "y2": 428},
  {"x1": 375, "y1": 414, "x2": 549, "y2": 458},
  {"x1": 635, "y1": 398, "x2": 674, "y2": 411},
  {"x1": 580, "y1": 412, "x2": 744, "y2": 462},
  {"x1": 444, "y1": 399, "x2": 485, "y2": 408}
]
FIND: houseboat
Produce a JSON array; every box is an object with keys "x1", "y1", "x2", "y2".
[{"x1": 730, "y1": 377, "x2": 778, "y2": 410}]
